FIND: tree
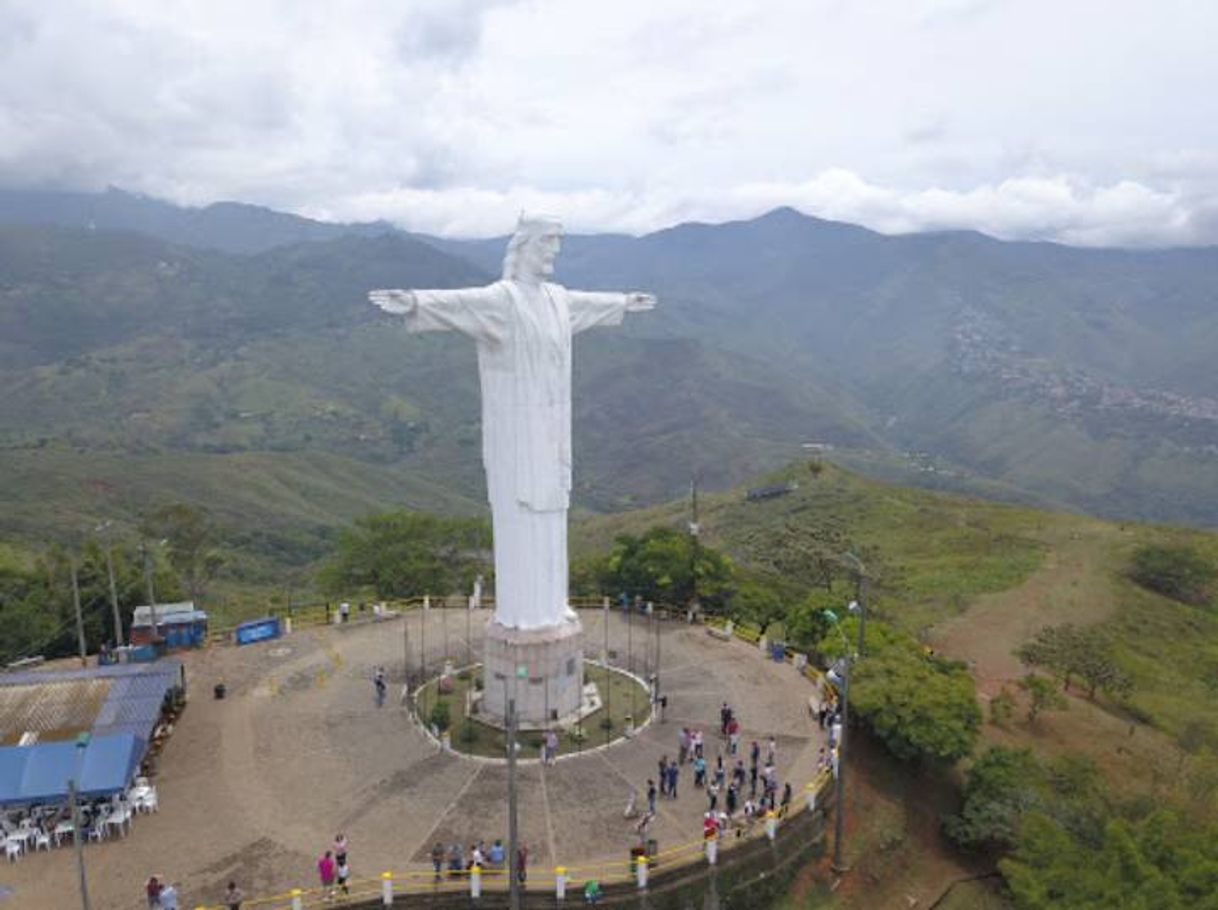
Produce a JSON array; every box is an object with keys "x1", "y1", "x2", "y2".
[
  {"x1": 1001, "y1": 810, "x2": 1218, "y2": 909},
  {"x1": 1019, "y1": 674, "x2": 1067, "y2": 725},
  {"x1": 1128, "y1": 544, "x2": 1215, "y2": 606},
  {"x1": 1016, "y1": 624, "x2": 1133, "y2": 700},
  {"x1": 604, "y1": 526, "x2": 733, "y2": 609},
  {"x1": 818, "y1": 618, "x2": 981, "y2": 764},
  {"x1": 945, "y1": 746, "x2": 1045, "y2": 851},
  {"x1": 319, "y1": 511, "x2": 491, "y2": 599},
  {"x1": 141, "y1": 502, "x2": 224, "y2": 604}
]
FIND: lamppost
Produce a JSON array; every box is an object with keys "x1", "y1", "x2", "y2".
[
  {"x1": 823, "y1": 595, "x2": 865, "y2": 874},
  {"x1": 840, "y1": 552, "x2": 868, "y2": 656},
  {"x1": 68, "y1": 731, "x2": 92, "y2": 910}
]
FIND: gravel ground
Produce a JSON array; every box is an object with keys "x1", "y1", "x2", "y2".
[{"x1": 1, "y1": 609, "x2": 825, "y2": 909}]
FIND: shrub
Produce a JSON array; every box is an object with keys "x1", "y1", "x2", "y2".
[{"x1": 1128, "y1": 544, "x2": 1215, "y2": 606}]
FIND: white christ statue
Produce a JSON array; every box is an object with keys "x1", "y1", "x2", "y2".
[{"x1": 369, "y1": 216, "x2": 656, "y2": 634}]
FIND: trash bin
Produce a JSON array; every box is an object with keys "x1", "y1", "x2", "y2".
[{"x1": 214, "y1": 683, "x2": 227, "y2": 700}]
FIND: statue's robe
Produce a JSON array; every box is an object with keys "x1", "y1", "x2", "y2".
[{"x1": 403, "y1": 280, "x2": 632, "y2": 629}]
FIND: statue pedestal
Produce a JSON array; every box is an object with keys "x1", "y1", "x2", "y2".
[{"x1": 481, "y1": 616, "x2": 584, "y2": 728}]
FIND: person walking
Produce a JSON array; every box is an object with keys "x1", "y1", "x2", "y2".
[
  {"x1": 719, "y1": 703, "x2": 731, "y2": 735},
  {"x1": 727, "y1": 717, "x2": 740, "y2": 756},
  {"x1": 780, "y1": 782, "x2": 793, "y2": 817},
  {"x1": 749, "y1": 760, "x2": 759, "y2": 798},
  {"x1": 707, "y1": 780, "x2": 719, "y2": 812},
  {"x1": 337, "y1": 857, "x2": 351, "y2": 896},
  {"x1": 766, "y1": 736, "x2": 777, "y2": 765},
  {"x1": 318, "y1": 850, "x2": 337, "y2": 899},
  {"x1": 159, "y1": 882, "x2": 180, "y2": 910},
  {"x1": 693, "y1": 754, "x2": 706, "y2": 788},
  {"x1": 145, "y1": 876, "x2": 163, "y2": 908},
  {"x1": 657, "y1": 757, "x2": 669, "y2": 796},
  {"x1": 726, "y1": 781, "x2": 739, "y2": 817},
  {"x1": 750, "y1": 739, "x2": 760, "y2": 766},
  {"x1": 223, "y1": 881, "x2": 244, "y2": 910},
  {"x1": 677, "y1": 727, "x2": 689, "y2": 765},
  {"x1": 431, "y1": 842, "x2": 445, "y2": 881},
  {"x1": 333, "y1": 833, "x2": 349, "y2": 868},
  {"x1": 516, "y1": 843, "x2": 528, "y2": 887},
  {"x1": 667, "y1": 760, "x2": 679, "y2": 799},
  {"x1": 374, "y1": 668, "x2": 387, "y2": 707},
  {"x1": 646, "y1": 778, "x2": 657, "y2": 814}
]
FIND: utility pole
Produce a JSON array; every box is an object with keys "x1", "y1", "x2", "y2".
[
  {"x1": 70, "y1": 554, "x2": 87, "y2": 667},
  {"x1": 98, "y1": 523, "x2": 123, "y2": 647},
  {"x1": 832, "y1": 640, "x2": 852, "y2": 873},
  {"x1": 507, "y1": 681, "x2": 521, "y2": 910},
  {"x1": 69, "y1": 732, "x2": 92, "y2": 910}
]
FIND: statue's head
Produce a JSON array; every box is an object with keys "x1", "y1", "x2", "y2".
[{"x1": 503, "y1": 215, "x2": 563, "y2": 283}]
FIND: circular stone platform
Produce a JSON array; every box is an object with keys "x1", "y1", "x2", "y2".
[{"x1": 5, "y1": 608, "x2": 828, "y2": 909}]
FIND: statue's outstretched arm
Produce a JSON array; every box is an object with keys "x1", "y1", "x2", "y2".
[
  {"x1": 568, "y1": 290, "x2": 657, "y2": 334},
  {"x1": 369, "y1": 284, "x2": 508, "y2": 343}
]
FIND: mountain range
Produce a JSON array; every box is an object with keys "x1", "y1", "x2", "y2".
[{"x1": 2, "y1": 187, "x2": 1217, "y2": 572}]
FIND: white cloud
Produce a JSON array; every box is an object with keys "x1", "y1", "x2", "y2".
[{"x1": 1, "y1": 0, "x2": 1217, "y2": 247}]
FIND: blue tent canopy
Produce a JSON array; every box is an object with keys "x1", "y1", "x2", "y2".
[{"x1": 0, "y1": 733, "x2": 143, "y2": 806}]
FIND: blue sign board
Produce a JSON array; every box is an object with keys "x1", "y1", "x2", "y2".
[{"x1": 234, "y1": 617, "x2": 282, "y2": 646}]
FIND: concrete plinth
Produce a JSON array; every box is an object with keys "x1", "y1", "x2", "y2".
[{"x1": 481, "y1": 616, "x2": 583, "y2": 727}]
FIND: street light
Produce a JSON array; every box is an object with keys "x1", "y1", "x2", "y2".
[
  {"x1": 69, "y1": 731, "x2": 92, "y2": 910},
  {"x1": 823, "y1": 596, "x2": 865, "y2": 875},
  {"x1": 839, "y1": 552, "x2": 868, "y2": 656}
]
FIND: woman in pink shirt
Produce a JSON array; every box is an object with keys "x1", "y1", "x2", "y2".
[{"x1": 317, "y1": 850, "x2": 336, "y2": 897}]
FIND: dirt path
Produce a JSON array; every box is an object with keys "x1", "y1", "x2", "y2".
[{"x1": 928, "y1": 520, "x2": 1124, "y2": 696}]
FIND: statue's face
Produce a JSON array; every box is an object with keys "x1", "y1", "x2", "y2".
[{"x1": 530, "y1": 230, "x2": 561, "y2": 277}]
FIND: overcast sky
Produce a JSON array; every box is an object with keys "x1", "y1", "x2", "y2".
[{"x1": 2, "y1": 0, "x2": 1217, "y2": 246}]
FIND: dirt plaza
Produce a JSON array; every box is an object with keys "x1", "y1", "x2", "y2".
[{"x1": 2, "y1": 608, "x2": 827, "y2": 909}]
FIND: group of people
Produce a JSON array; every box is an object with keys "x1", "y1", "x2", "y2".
[
  {"x1": 430, "y1": 838, "x2": 527, "y2": 884},
  {"x1": 146, "y1": 876, "x2": 244, "y2": 907},
  {"x1": 316, "y1": 833, "x2": 352, "y2": 900},
  {"x1": 636, "y1": 702, "x2": 794, "y2": 841}
]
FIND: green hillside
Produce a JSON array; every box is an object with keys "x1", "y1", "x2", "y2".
[{"x1": 572, "y1": 460, "x2": 1218, "y2": 741}]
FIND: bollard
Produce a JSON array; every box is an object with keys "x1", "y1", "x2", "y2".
[
  {"x1": 381, "y1": 871, "x2": 393, "y2": 905},
  {"x1": 424, "y1": 594, "x2": 430, "y2": 610},
  {"x1": 805, "y1": 782, "x2": 818, "y2": 813},
  {"x1": 765, "y1": 810, "x2": 778, "y2": 841},
  {"x1": 290, "y1": 889, "x2": 303, "y2": 910},
  {"x1": 470, "y1": 864, "x2": 482, "y2": 898},
  {"x1": 705, "y1": 834, "x2": 718, "y2": 865},
  {"x1": 284, "y1": 616, "x2": 293, "y2": 635},
  {"x1": 555, "y1": 866, "x2": 567, "y2": 900},
  {"x1": 635, "y1": 855, "x2": 649, "y2": 889}
]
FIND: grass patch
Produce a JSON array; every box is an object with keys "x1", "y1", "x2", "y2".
[{"x1": 413, "y1": 663, "x2": 652, "y2": 758}]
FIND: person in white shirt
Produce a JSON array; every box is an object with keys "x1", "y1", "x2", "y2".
[{"x1": 159, "y1": 882, "x2": 179, "y2": 910}]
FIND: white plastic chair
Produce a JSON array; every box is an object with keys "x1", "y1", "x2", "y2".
[
  {"x1": 5, "y1": 839, "x2": 22, "y2": 862},
  {"x1": 135, "y1": 789, "x2": 158, "y2": 813},
  {"x1": 34, "y1": 830, "x2": 50, "y2": 852}
]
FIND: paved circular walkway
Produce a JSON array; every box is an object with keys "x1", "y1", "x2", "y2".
[{"x1": 4, "y1": 609, "x2": 826, "y2": 909}]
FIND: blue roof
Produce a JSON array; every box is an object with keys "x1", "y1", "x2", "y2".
[{"x1": 0, "y1": 734, "x2": 144, "y2": 806}]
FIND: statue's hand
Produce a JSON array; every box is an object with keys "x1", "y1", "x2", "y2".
[
  {"x1": 626, "y1": 292, "x2": 657, "y2": 312},
  {"x1": 369, "y1": 289, "x2": 417, "y2": 315}
]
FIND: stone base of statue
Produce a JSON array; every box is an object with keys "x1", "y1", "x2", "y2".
[{"x1": 481, "y1": 616, "x2": 584, "y2": 728}]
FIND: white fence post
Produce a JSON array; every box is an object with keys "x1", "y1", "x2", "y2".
[
  {"x1": 805, "y1": 782, "x2": 818, "y2": 813},
  {"x1": 765, "y1": 810, "x2": 778, "y2": 841},
  {"x1": 470, "y1": 865, "x2": 482, "y2": 898},
  {"x1": 705, "y1": 834, "x2": 718, "y2": 865},
  {"x1": 290, "y1": 889, "x2": 303, "y2": 910},
  {"x1": 381, "y1": 871, "x2": 393, "y2": 905},
  {"x1": 555, "y1": 866, "x2": 567, "y2": 900},
  {"x1": 636, "y1": 854, "x2": 649, "y2": 889}
]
